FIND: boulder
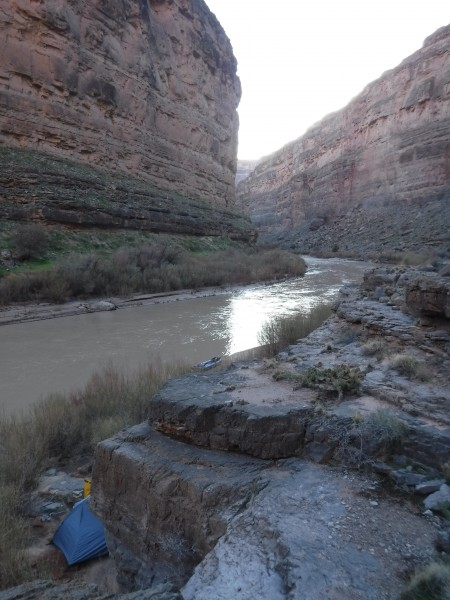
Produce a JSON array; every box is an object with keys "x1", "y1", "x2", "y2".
[
  {"x1": 405, "y1": 275, "x2": 450, "y2": 318},
  {"x1": 424, "y1": 484, "x2": 450, "y2": 512}
]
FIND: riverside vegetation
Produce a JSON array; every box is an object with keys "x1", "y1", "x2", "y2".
[
  {"x1": 0, "y1": 224, "x2": 306, "y2": 305},
  {"x1": 0, "y1": 359, "x2": 190, "y2": 589}
]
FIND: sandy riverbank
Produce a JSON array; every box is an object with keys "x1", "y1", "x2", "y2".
[{"x1": 0, "y1": 286, "x2": 239, "y2": 327}]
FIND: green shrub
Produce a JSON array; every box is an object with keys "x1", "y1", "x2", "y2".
[
  {"x1": 297, "y1": 364, "x2": 362, "y2": 400},
  {"x1": 400, "y1": 562, "x2": 450, "y2": 600},
  {"x1": 388, "y1": 353, "x2": 430, "y2": 381},
  {"x1": 258, "y1": 303, "x2": 332, "y2": 357},
  {"x1": 9, "y1": 223, "x2": 48, "y2": 261},
  {"x1": 273, "y1": 363, "x2": 362, "y2": 401}
]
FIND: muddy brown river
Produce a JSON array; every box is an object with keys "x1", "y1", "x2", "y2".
[{"x1": 0, "y1": 257, "x2": 372, "y2": 415}]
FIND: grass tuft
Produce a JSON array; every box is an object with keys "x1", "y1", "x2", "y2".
[
  {"x1": 0, "y1": 485, "x2": 33, "y2": 589},
  {"x1": 361, "y1": 339, "x2": 385, "y2": 358},
  {"x1": 387, "y1": 353, "x2": 431, "y2": 381},
  {"x1": 257, "y1": 303, "x2": 332, "y2": 357},
  {"x1": 400, "y1": 562, "x2": 450, "y2": 600},
  {"x1": 388, "y1": 353, "x2": 418, "y2": 377},
  {"x1": 361, "y1": 409, "x2": 408, "y2": 448}
]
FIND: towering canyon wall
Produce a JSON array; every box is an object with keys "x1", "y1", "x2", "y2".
[
  {"x1": 237, "y1": 25, "x2": 450, "y2": 257},
  {"x1": 0, "y1": 0, "x2": 241, "y2": 209}
]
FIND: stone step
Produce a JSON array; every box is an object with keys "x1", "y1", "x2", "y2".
[
  {"x1": 149, "y1": 364, "x2": 317, "y2": 459},
  {"x1": 92, "y1": 422, "x2": 268, "y2": 590}
]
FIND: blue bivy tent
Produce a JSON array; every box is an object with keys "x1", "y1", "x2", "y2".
[{"x1": 53, "y1": 496, "x2": 108, "y2": 565}]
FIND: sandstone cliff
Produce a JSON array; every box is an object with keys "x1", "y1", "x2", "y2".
[
  {"x1": 236, "y1": 25, "x2": 450, "y2": 257},
  {"x1": 0, "y1": 0, "x2": 240, "y2": 209}
]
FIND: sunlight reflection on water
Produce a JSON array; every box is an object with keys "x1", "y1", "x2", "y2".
[{"x1": 0, "y1": 256, "x2": 372, "y2": 413}]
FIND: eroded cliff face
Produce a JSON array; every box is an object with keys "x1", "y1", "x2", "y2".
[
  {"x1": 236, "y1": 25, "x2": 450, "y2": 257},
  {"x1": 0, "y1": 0, "x2": 240, "y2": 209}
]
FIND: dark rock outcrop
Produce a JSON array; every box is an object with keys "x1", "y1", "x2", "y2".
[
  {"x1": 405, "y1": 273, "x2": 450, "y2": 318},
  {"x1": 93, "y1": 422, "x2": 267, "y2": 590},
  {"x1": 0, "y1": 0, "x2": 240, "y2": 209},
  {"x1": 93, "y1": 426, "x2": 437, "y2": 600},
  {"x1": 0, "y1": 580, "x2": 182, "y2": 600},
  {"x1": 150, "y1": 368, "x2": 317, "y2": 459},
  {"x1": 0, "y1": 148, "x2": 255, "y2": 241},
  {"x1": 236, "y1": 25, "x2": 450, "y2": 257}
]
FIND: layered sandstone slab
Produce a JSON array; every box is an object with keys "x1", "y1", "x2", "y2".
[
  {"x1": 0, "y1": 0, "x2": 240, "y2": 208},
  {"x1": 236, "y1": 25, "x2": 450, "y2": 256},
  {"x1": 92, "y1": 422, "x2": 267, "y2": 589},
  {"x1": 93, "y1": 424, "x2": 438, "y2": 599}
]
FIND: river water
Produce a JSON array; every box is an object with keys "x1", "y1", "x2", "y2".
[{"x1": 0, "y1": 257, "x2": 372, "y2": 415}]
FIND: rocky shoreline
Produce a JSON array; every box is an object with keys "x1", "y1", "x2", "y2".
[
  {"x1": 88, "y1": 265, "x2": 450, "y2": 599},
  {"x1": 2, "y1": 265, "x2": 450, "y2": 600}
]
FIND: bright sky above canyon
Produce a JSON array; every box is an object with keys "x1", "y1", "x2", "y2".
[{"x1": 206, "y1": 0, "x2": 449, "y2": 160}]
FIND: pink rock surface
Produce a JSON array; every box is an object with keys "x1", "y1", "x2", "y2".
[
  {"x1": 0, "y1": 0, "x2": 240, "y2": 208},
  {"x1": 236, "y1": 25, "x2": 450, "y2": 252}
]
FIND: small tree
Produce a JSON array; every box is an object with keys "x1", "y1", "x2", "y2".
[{"x1": 10, "y1": 223, "x2": 48, "y2": 261}]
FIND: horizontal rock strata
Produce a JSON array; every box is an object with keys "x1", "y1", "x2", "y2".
[
  {"x1": 0, "y1": 148, "x2": 255, "y2": 240},
  {"x1": 236, "y1": 25, "x2": 450, "y2": 257},
  {"x1": 150, "y1": 368, "x2": 317, "y2": 459},
  {"x1": 0, "y1": 580, "x2": 182, "y2": 600},
  {"x1": 92, "y1": 422, "x2": 267, "y2": 589},
  {"x1": 0, "y1": 0, "x2": 240, "y2": 208},
  {"x1": 93, "y1": 426, "x2": 437, "y2": 599}
]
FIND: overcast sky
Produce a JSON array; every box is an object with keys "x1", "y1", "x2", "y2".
[{"x1": 205, "y1": 0, "x2": 449, "y2": 160}]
